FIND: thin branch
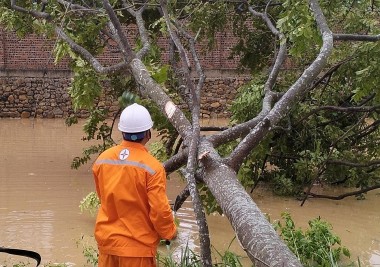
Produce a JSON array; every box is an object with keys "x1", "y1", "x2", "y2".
[
  {"x1": 333, "y1": 33, "x2": 380, "y2": 42},
  {"x1": 102, "y1": 0, "x2": 134, "y2": 60},
  {"x1": 301, "y1": 112, "x2": 368, "y2": 206},
  {"x1": 160, "y1": 0, "x2": 194, "y2": 108},
  {"x1": 327, "y1": 159, "x2": 380, "y2": 168},
  {"x1": 200, "y1": 126, "x2": 229, "y2": 131},
  {"x1": 123, "y1": 1, "x2": 151, "y2": 59},
  {"x1": 10, "y1": 0, "x2": 51, "y2": 19},
  {"x1": 351, "y1": 119, "x2": 380, "y2": 143},
  {"x1": 163, "y1": 2, "x2": 212, "y2": 265},
  {"x1": 250, "y1": 154, "x2": 269, "y2": 193},
  {"x1": 310, "y1": 56, "x2": 352, "y2": 91},
  {"x1": 246, "y1": 0, "x2": 287, "y2": 94},
  {"x1": 55, "y1": 27, "x2": 129, "y2": 73},
  {"x1": 103, "y1": 107, "x2": 122, "y2": 145},
  {"x1": 173, "y1": 185, "x2": 190, "y2": 212},
  {"x1": 297, "y1": 105, "x2": 380, "y2": 125},
  {"x1": 56, "y1": 0, "x2": 99, "y2": 13},
  {"x1": 168, "y1": 39, "x2": 192, "y2": 108},
  {"x1": 315, "y1": 93, "x2": 376, "y2": 128},
  {"x1": 306, "y1": 185, "x2": 380, "y2": 200}
]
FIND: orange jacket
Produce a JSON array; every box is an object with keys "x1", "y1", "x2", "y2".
[{"x1": 92, "y1": 140, "x2": 176, "y2": 257}]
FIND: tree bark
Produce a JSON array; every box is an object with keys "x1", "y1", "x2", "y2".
[{"x1": 200, "y1": 141, "x2": 303, "y2": 267}]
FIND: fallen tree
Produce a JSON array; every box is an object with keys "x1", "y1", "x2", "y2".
[{"x1": 2, "y1": 0, "x2": 379, "y2": 266}]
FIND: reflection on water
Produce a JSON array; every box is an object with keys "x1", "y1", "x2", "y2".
[
  {"x1": 370, "y1": 249, "x2": 380, "y2": 266},
  {"x1": 160, "y1": 204, "x2": 200, "y2": 262},
  {"x1": 3, "y1": 210, "x2": 54, "y2": 259},
  {"x1": 0, "y1": 118, "x2": 379, "y2": 266}
]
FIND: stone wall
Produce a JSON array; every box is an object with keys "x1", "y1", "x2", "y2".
[
  {"x1": 0, "y1": 71, "x2": 249, "y2": 119},
  {"x1": 0, "y1": 74, "x2": 73, "y2": 118}
]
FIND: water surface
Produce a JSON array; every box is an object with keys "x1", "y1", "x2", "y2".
[{"x1": 0, "y1": 119, "x2": 379, "y2": 266}]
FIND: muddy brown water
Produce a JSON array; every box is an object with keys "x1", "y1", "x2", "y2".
[{"x1": 0, "y1": 119, "x2": 379, "y2": 266}]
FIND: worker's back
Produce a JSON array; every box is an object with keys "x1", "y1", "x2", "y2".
[{"x1": 92, "y1": 140, "x2": 176, "y2": 258}]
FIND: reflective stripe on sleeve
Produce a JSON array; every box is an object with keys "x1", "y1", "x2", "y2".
[{"x1": 94, "y1": 159, "x2": 156, "y2": 175}]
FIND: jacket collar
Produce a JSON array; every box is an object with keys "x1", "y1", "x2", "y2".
[{"x1": 121, "y1": 140, "x2": 148, "y2": 152}]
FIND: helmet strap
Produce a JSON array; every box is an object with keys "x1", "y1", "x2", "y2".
[
  {"x1": 147, "y1": 130, "x2": 151, "y2": 140},
  {"x1": 122, "y1": 130, "x2": 151, "y2": 142}
]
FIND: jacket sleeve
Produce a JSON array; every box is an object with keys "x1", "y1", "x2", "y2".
[
  {"x1": 92, "y1": 162, "x2": 101, "y2": 199},
  {"x1": 146, "y1": 166, "x2": 177, "y2": 240}
]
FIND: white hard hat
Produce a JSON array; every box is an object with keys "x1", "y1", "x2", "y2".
[{"x1": 118, "y1": 103, "x2": 153, "y2": 133}]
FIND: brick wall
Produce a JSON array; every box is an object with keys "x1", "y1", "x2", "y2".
[
  {"x1": 0, "y1": 30, "x2": 69, "y2": 71},
  {"x1": 0, "y1": 28, "x2": 250, "y2": 118},
  {"x1": 0, "y1": 28, "x2": 242, "y2": 71},
  {"x1": 0, "y1": 30, "x2": 5, "y2": 70}
]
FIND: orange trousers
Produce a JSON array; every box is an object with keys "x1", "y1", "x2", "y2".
[{"x1": 98, "y1": 253, "x2": 156, "y2": 267}]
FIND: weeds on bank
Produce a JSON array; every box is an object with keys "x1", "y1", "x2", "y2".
[
  {"x1": 156, "y1": 242, "x2": 247, "y2": 267},
  {"x1": 2, "y1": 212, "x2": 360, "y2": 267},
  {"x1": 76, "y1": 235, "x2": 98, "y2": 267},
  {"x1": 157, "y1": 244, "x2": 201, "y2": 267}
]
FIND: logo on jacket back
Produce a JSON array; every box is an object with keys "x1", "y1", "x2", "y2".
[{"x1": 119, "y1": 149, "x2": 130, "y2": 160}]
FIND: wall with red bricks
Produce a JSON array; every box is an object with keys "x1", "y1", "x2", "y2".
[{"x1": 0, "y1": 28, "x2": 241, "y2": 71}]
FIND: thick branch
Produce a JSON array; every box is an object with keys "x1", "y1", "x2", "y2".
[
  {"x1": 168, "y1": 7, "x2": 212, "y2": 265},
  {"x1": 226, "y1": 0, "x2": 334, "y2": 171},
  {"x1": 130, "y1": 58, "x2": 193, "y2": 142},
  {"x1": 208, "y1": 111, "x2": 268, "y2": 146}
]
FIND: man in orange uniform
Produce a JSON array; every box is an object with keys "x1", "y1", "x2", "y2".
[{"x1": 92, "y1": 103, "x2": 177, "y2": 267}]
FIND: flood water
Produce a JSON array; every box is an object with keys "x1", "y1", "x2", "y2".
[{"x1": 0, "y1": 118, "x2": 379, "y2": 266}]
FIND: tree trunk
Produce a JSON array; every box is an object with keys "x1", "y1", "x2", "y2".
[{"x1": 200, "y1": 142, "x2": 303, "y2": 267}]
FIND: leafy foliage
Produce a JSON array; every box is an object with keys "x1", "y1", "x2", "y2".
[
  {"x1": 277, "y1": 0, "x2": 322, "y2": 59},
  {"x1": 198, "y1": 183, "x2": 223, "y2": 215},
  {"x1": 274, "y1": 213, "x2": 351, "y2": 266},
  {"x1": 225, "y1": 0, "x2": 380, "y2": 196},
  {"x1": 79, "y1": 191, "x2": 100, "y2": 216},
  {"x1": 76, "y1": 235, "x2": 98, "y2": 267},
  {"x1": 66, "y1": 109, "x2": 115, "y2": 169},
  {"x1": 68, "y1": 65, "x2": 104, "y2": 111},
  {"x1": 230, "y1": 77, "x2": 265, "y2": 123}
]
